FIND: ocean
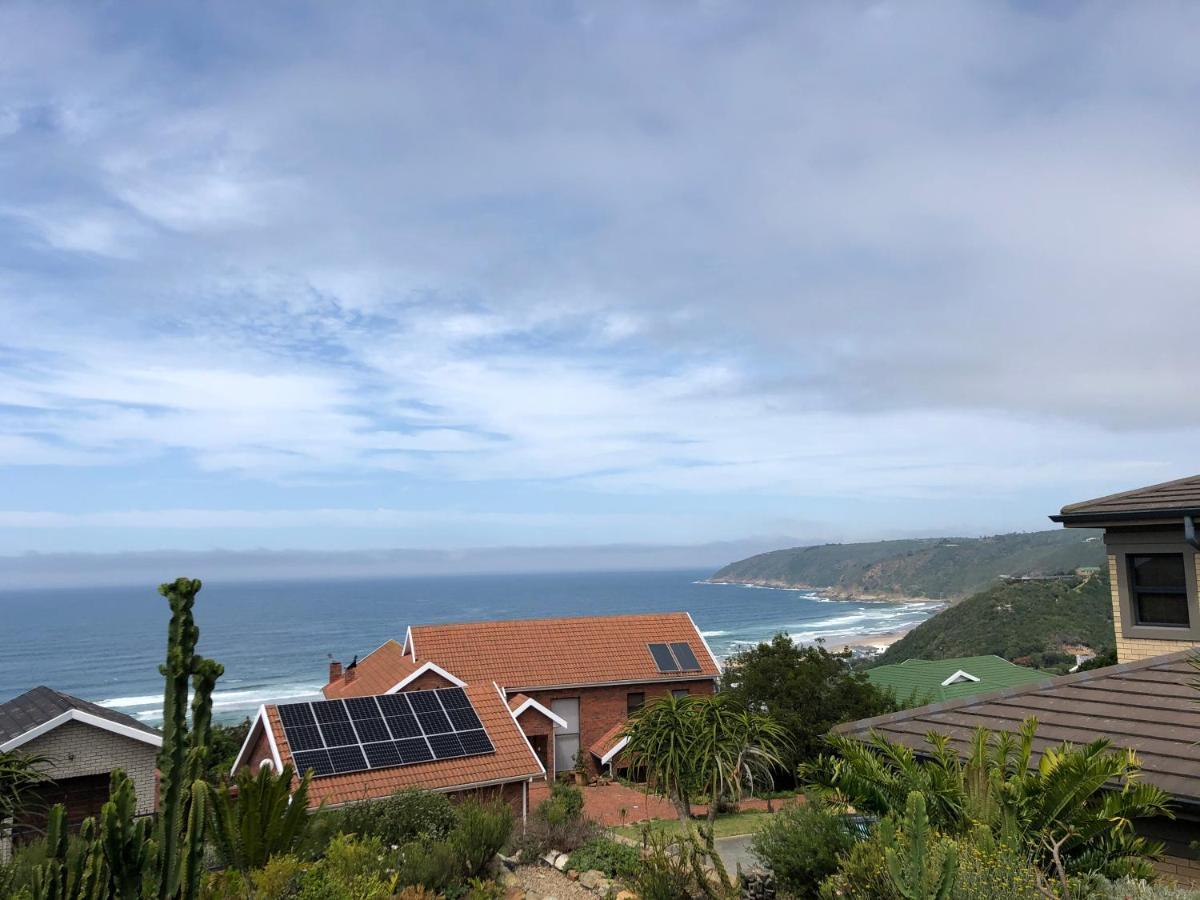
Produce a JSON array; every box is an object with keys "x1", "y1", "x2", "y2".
[{"x1": 0, "y1": 569, "x2": 942, "y2": 725}]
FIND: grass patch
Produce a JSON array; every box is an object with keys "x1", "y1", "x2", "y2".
[{"x1": 612, "y1": 810, "x2": 775, "y2": 841}]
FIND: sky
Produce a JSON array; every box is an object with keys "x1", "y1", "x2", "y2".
[{"x1": 2, "y1": 1, "x2": 1199, "y2": 578}]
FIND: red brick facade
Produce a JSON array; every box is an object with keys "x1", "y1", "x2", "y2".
[{"x1": 525, "y1": 678, "x2": 716, "y2": 776}]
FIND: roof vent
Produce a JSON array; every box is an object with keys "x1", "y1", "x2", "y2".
[{"x1": 941, "y1": 670, "x2": 981, "y2": 687}]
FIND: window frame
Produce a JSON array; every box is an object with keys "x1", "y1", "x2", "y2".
[
  {"x1": 1127, "y1": 552, "x2": 1191, "y2": 628},
  {"x1": 626, "y1": 692, "x2": 645, "y2": 715},
  {"x1": 1109, "y1": 536, "x2": 1200, "y2": 640}
]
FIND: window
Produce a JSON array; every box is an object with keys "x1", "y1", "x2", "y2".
[
  {"x1": 1128, "y1": 553, "x2": 1190, "y2": 627},
  {"x1": 626, "y1": 692, "x2": 644, "y2": 714},
  {"x1": 550, "y1": 698, "x2": 580, "y2": 774},
  {"x1": 672, "y1": 689, "x2": 690, "y2": 699}
]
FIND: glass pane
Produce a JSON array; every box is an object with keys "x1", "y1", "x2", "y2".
[
  {"x1": 550, "y1": 698, "x2": 579, "y2": 734},
  {"x1": 1130, "y1": 554, "x2": 1187, "y2": 589},
  {"x1": 555, "y1": 734, "x2": 580, "y2": 773},
  {"x1": 1136, "y1": 592, "x2": 1190, "y2": 626}
]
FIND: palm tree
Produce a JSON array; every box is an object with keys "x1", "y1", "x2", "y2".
[
  {"x1": 805, "y1": 718, "x2": 1173, "y2": 880},
  {"x1": 623, "y1": 693, "x2": 701, "y2": 828},
  {"x1": 0, "y1": 749, "x2": 50, "y2": 841}
]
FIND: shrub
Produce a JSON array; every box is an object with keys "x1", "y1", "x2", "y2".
[
  {"x1": 298, "y1": 834, "x2": 396, "y2": 900},
  {"x1": 335, "y1": 788, "x2": 458, "y2": 846},
  {"x1": 395, "y1": 887, "x2": 444, "y2": 900},
  {"x1": 632, "y1": 832, "x2": 724, "y2": 900},
  {"x1": 951, "y1": 838, "x2": 1043, "y2": 899},
  {"x1": 1086, "y1": 878, "x2": 1200, "y2": 899},
  {"x1": 818, "y1": 833, "x2": 899, "y2": 899},
  {"x1": 395, "y1": 840, "x2": 462, "y2": 893},
  {"x1": 751, "y1": 799, "x2": 856, "y2": 897},
  {"x1": 543, "y1": 783, "x2": 585, "y2": 823},
  {"x1": 512, "y1": 784, "x2": 598, "y2": 857},
  {"x1": 251, "y1": 854, "x2": 306, "y2": 899},
  {"x1": 567, "y1": 836, "x2": 642, "y2": 880},
  {"x1": 451, "y1": 799, "x2": 513, "y2": 877}
]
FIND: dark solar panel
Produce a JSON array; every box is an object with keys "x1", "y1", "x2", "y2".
[
  {"x1": 285, "y1": 724, "x2": 324, "y2": 752},
  {"x1": 418, "y1": 709, "x2": 453, "y2": 734},
  {"x1": 312, "y1": 700, "x2": 351, "y2": 724},
  {"x1": 276, "y1": 688, "x2": 493, "y2": 779},
  {"x1": 670, "y1": 642, "x2": 701, "y2": 671},
  {"x1": 292, "y1": 749, "x2": 334, "y2": 777},
  {"x1": 317, "y1": 720, "x2": 359, "y2": 747},
  {"x1": 363, "y1": 741, "x2": 402, "y2": 769},
  {"x1": 648, "y1": 643, "x2": 680, "y2": 672},
  {"x1": 345, "y1": 696, "x2": 383, "y2": 719},
  {"x1": 427, "y1": 732, "x2": 465, "y2": 759},
  {"x1": 396, "y1": 738, "x2": 434, "y2": 764},
  {"x1": 278, "y1": 703, "x2": 317, "y2": 730},
  {"x1": 446, "y1": 705, "x2": 482, "y2": 731},
  {"x1": 457, "y1": 729, "x2": 494, "y2": 756}
]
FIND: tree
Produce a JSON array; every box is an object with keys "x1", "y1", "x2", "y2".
[
  {"x1": 806, "y1": 719, "x2": 1173, "y2": 881},
  {"x1": 721, "y1": 634, "x2": 895, "y2": 774},
  {"x1": 0, "y1": 749, "x2": 50, "y2": 843},
  {"x1": 623, "y1": 693, "x2": 788, "y2": 833}
]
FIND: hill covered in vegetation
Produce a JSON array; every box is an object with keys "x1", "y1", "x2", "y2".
[
  {"x1": 708, "y1": 529, "x2": 1103, "y2": 600},
  {"x1": 874, "y1": 573, "x2": 1113, "y2": 668}
]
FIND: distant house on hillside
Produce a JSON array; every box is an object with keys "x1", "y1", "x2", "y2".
[
  {"x1": 1051, "y1": 474, "x2": 1200, "y2": 663},
  {"x1": 866, "y1": 655, "x2": 1050, "y2": 707},
  {"x1": 233, "y1": 612, "x2": 721, "y2": 819},
  {"x1": 0, "y1": 687, "x2": 161, "y2": 862}
]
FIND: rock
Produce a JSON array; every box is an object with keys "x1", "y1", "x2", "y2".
[
  {"x1": 541, "y1": 852, "x2": 559, "y2": 867},
  {"x1": 504, "y1": 888, "x2": 523, "y2": 900},
  {"x1": 615, "y1": 891, "x2": 637, "y2": 900},
  {"x1": 553, "y1": 854, "x2": 570, "y2": 871},
  {"x1": 567, "y1": 868, "x2": 579, "y2": 880},
  {"x1": 523, "y1": 892, "x2": 541, "y2": 900},
  {"x1": 580, "y1": 870, "x2": 606, "y2": 890}
]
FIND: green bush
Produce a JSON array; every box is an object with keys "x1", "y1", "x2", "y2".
[
  {"x1": 1086, "y1": 877, "x2": 1200, "y2": 898},
  {"x1": 544, "y1": 783, "x2": 584, "y2": 823},
  {"x1": 297, "y1": 834, "x2": 396, "y2": 900},
  {"x1": 334, "y1": 788, "x2": 458, "y2": 847},
  {"x1": 451, "y1": 799, "x2": 513, "y2": 877},
  {"x1": 250, "y1": 854, "x2": 306, "y2": 899},
  {"x1": 567, "y1": 836, "x2": 642, "y2": 880},
  {"x1": 950, "y1": 838, "x2": 1043, "y2": 899},
  {"x1": 751, "y1": 800, "x2": 856, "y2": 897},
  {"x1": 818, "y1": 833, "x2": 899, "y2": 899},
  {"x1": 395, "y1": 839, "x2": 462, "y2": 893},
  {"x1": 512, "y1": 784, "x2": 598, "y2": 857}
]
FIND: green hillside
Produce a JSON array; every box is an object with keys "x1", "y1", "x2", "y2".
[
  {"x1": 874, "y1": 573, "x2": 1114, "y2": 668},
  {"x1": 708, "y1": 529, "x2": 1104, "y2": 600}
]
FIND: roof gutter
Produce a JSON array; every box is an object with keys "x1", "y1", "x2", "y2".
[{"x1": 1050, "y1": 508, "x2": 1200, "y2": 525}]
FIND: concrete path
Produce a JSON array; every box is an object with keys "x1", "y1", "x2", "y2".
[{"x1": 714, "y1": 834, "x2": 757, "y2": 875}]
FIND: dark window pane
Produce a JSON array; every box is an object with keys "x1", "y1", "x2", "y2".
[
  {"x1": 626, "y1": 692, "x2": 645, "y2": 714},
  {"x1": 1136, "y1": 593, "x2": 1190, "y2": 626},
  {"x1": 1131, "y1": 554, "x2": 1187, "y2": 589}
]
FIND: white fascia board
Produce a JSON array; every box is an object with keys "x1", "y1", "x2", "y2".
[
  {"x1": 510, "y1": 697, "x2": 569, "y2": 730},
  {"x1": 384, "y1": 661, "x2": 466, "y2": 693},
  {"x1": 598, "y1": 735, "x2": 629, "y2": 767},
  {"x1": 497, "y1": 682, "x2": 547, "y2": 777},
  {"x1": 0, "y1": 710, "x2": 162, "y2": 754},
  {"x1": 230, "y1": 706, "x2": 285, "y2": 776},
  {"x1": 687, "y1": 612, "x2": 724, "y2": 675},
  {"x1": 941, "y1": 670, "x2": 981, "y2": 687}
]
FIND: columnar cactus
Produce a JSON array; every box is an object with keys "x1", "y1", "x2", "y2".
[
  {"x1": 154, "y1": 577, "x2": 224, "y2": 900},
  {"x1": 101, "y1": 770, "x2": 155, "y2": 900},
  {"x1": 881, "y1": 791, "x2": 958, "y2": 900}
]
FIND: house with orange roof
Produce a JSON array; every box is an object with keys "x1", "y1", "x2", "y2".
[{"x1": 232, "y1": 612, "x2": 721, "y2": 820}]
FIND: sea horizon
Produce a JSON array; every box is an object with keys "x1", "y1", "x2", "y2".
[{"x1": 0, "y1": 568, "x2": 942, "y2": 726}]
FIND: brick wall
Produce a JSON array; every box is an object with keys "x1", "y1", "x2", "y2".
[
  {"x1": 1110, "y1": 554, "x2": 1200, "y2": 663},
  {"x1": 398, "y1": 671, "x2": 458, "y2": 692},
  {"x1": 526, "y1": 678, "x2": 716, "y2": 776},
  {"x1": 23, "y1": 721, "x2": 158, "y2": 818},
  {"x1": 1155, "y1": 853, "x2": 1200, "y2": 886},
  {"x1": 446, "y1": 780, "x2": 526, "y2": 821}
]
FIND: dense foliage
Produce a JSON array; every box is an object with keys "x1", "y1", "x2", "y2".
[
  {"x1": 749, "y1": 798, "x2": 855, "y2": 896},
  {"x1": 513, "y1": 783, "x2": 599, "y2": 858},
  {"x1": 710, "y1": 529, "x2": 1103, "y2": 599},
  {"x1": 209, "y1": 762, "x2": 314, "y2": 871},
  {"x1": 567, "y1": 835, "x2": 642, "y2": 880},
  {"x1": 807, "y1": 719, "x2": 1172, "y2": 882},
  {"x1": 330, "y1": 787, "x2": 459, "y2": 847},
  {"x1": 722, "y1": 635, "x2": 895, "y2": 770},
  {"x1": 876, "y1": 573, "x2": 1113, "y2": 666},
  {"x1": 204, "y1": 719, "x2": 251, "y2": 785}
]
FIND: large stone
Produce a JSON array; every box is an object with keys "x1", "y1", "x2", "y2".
[
  {"x1": 615, "y1": 891, "x2": 637, "y2": 900},
  {"x1": 579, "y1": 870, "x2": 607, "y2": 890},
  {"x1": 553, "y1": 854, "x2": 570, "y2": 871},
  {"x1": 542, "y1": 852, "x2": 559, "y2": 867},
  {"x1": 503, "y1": 887, "x2": 524, "y2": 900}
]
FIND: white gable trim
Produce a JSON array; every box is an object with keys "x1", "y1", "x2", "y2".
[
  {"x1": 0, "y1": 709, "x2": 162, "y2": 753},
  {"x1": 687, "y1": 612, "x2": 724, "y2": 675},
  {"x1": 496, "y1": 682, "x2": 547, "y2": 777},
  {"x1": 385, "y1": 661, "x2": 466, "y2": 693},
  {"x1": 510, "y1": 696, "x2": 569, "y2": 730},
  {"x1": 403, "y1": 626, "x2": 416, "y2": 662},
  {"x1": 598, "y1": 735, "x2": 629, "y2": 767},
  {"x1": 229, "y1": 706, "x2": 283, "y2": 776},
  {"x1": 941, "y1": 670, "x2": 981, "y2": 687}
]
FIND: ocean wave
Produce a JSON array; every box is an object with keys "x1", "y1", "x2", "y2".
[
  {"x1": 700, "y1": 630, "x2": 729, "y2": 637},
  {"x1": 100, "y1": 682, "x2": 327, "y2": 719}
]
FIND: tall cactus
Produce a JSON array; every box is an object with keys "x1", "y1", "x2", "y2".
[
  {"x1": 154, "y1": 577, "x2": 224, "y2": 900},
  {"x1": 29, "y1": 804, "x2": 69, "y2": 900},
  {"x1": 101, "y1": 770, "x2": 155, "y2": 900},
  {"x1": 28, "y1": 806, "x2": 106, "y2": 900},
  {"x1": 881, "y1": 791, "x2": 958, "y2": 900}
]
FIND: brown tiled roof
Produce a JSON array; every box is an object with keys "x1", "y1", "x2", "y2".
[
  {"x1": 589, "y1": 719, "x2": 627, "y2": 761},
  {"x1": 269, "y1": 681, "x2": 542, "y2": 807},
  {"x1": 507, "y1": 694, "x2": 530, "y2": 712},
  {"x1": 323, "y1": 639, "x2": 417, "y2": 699},
  {"x1": 835, "y1": 650, "x2": 1200, "y2": 805},
  {"x1": 406, "y1": 612, "x2": 721, "y2": 690},
  {"x1": 1053, "y1": 475, "x2": 1200, "y2": 523}
]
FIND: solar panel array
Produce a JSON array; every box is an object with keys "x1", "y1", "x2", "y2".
[
  {"x1": 277, "y1": 687, "x2": 494, "y2": 778},
  {"x1": 647, "y1": 641, "x2": 703, "y2": 673}
]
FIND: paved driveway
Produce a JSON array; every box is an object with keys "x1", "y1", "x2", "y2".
[{"x1": 714, "y1": 834, "x2": 758, "y2": 875}]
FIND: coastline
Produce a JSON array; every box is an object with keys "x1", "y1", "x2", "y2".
[
  {"x1": 824, "y1": 627, "x2": 914, "y2": 654},
  {"x1": 702, "y1": 578, "x2": 944, "y2": 606}
]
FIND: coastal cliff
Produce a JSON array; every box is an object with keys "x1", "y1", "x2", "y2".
[{"x1": 708, "y1": 529, "x2": 1104, "y2": 601}]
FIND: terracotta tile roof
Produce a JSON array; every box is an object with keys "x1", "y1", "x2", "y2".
[
  {"x1": 1053, "y1": 474, "x2": 1200, "y2": 523},
  {"x1": 836, "y1": 650, "x2": 1200, "y2": 805},
  {"x1": 269, "y1": 681, "x2": 542, "y2": 807},
  {"x1": 406, "y1": 612, "x2": 721, "y2": 689},
  {"x1": 589, "y1": 719, "x2": 628, "y2": 761},
  {"x1": 323, "y1": 639, "x2": 417, "y2": 699},
  {"x1": 507, "y1": 694, "x2": 530, "y2": 712}
]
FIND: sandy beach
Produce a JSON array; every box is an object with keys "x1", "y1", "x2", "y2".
[{"x1": 825, "y1": 627, "x2": 914, "y2": 654}]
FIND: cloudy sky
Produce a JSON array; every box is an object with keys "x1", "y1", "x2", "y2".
[{"x1": 1, "y1": 1, "x2": 1198, "y2": 567}]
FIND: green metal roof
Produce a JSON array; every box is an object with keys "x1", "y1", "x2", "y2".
[{"x1": 866, "y1": 655, "x2": 1052, "y2": 706}]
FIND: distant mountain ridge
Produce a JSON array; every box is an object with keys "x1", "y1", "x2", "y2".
[{"x1": 708, "y1": 529, "x2": 1104, "y2": 600}]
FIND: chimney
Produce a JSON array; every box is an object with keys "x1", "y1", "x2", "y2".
[{"x1": 328, "y1": 659, "x2": 343, "y2": 684}]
